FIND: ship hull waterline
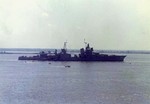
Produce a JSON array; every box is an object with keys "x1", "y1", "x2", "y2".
[{"x1": 18, "y1": 55, "x2": 126, "y2": 62}]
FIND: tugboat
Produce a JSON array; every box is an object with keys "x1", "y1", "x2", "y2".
[{"x1": 18, "y1": 42, "x2": 126, "y2": 62}]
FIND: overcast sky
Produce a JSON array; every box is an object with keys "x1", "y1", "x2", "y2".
[{"x1": 0, "y1": 0, "x2": 150, "y2": 50}]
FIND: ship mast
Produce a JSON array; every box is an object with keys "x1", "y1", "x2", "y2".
[
  {"x1": 84, "y1": 39, "x2": 88, "y2": 49},
  {"x1": 63, "y1": 41, "x2": 67, "y2": 50}
]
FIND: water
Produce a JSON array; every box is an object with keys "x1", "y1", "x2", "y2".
[{"x1": 0, "y1": 53, "x2": 150, "y2": 104}]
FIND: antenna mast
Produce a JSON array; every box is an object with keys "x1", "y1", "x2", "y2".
[
  {"x1": 84, "y1": 39, "x2": 87, "y2": 47},
  {"x1": 63, "y1": 41, "x2": 67, "y2": 50}
]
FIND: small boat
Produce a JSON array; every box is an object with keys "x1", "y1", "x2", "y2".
[{"x1": 65, "y1": 65, "x2": 71, "y2": 68}]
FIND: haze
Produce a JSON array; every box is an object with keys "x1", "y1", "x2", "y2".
[{"x1": 0, "y1": 0, "x2": 150, "y2": 50}]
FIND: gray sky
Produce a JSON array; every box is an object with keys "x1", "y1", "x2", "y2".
[{"x1": 0, "y1": 0, "x2": 150, "y2": 50}]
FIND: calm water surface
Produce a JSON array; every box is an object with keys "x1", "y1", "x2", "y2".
[{"x1": 0, "y1": 54, "x2": 150, "y2": 104}]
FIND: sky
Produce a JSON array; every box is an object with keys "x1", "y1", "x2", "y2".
[{"x1": 0, "y1": 0, "x2": 150, "y2": 50}]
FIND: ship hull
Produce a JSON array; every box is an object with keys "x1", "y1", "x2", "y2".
[{"x1": 18, "y1": 55, "x2": 126, "y2": 62}]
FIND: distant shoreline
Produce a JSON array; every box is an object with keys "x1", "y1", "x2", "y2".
[
  {"x1": 0, "y1": 52, "x2": 38, "y2": 54},
  {"x1": 0, "y1": 50, "x2": 150, "y2": 54}
]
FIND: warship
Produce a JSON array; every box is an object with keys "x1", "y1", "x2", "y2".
[{"x1": 18, "y1": 42, "x2": 126, "y2": 62}]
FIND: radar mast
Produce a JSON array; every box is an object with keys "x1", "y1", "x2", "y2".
[
  {"x1": 63, "y1": 41, "x2": 67, "y2": 50},
  {"x1": 84, "y1": 39, "x2": 88, "y2": 48}
]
